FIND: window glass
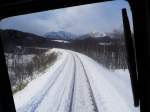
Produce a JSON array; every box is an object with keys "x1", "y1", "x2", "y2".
[{"x1": 0, "y1": 1, "x2": 140, "y2": 112}]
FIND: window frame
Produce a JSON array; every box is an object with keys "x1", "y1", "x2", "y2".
[{"x1": 0, "y1": 0, "x2": 150, "y2": 112}]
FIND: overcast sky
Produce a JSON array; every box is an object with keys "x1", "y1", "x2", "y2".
[{"x1": 0, "y1": 0, "x2": 132, "y2": 36}]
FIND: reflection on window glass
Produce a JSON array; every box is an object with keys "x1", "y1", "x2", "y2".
[{"x1": 0, "y1": 1, "x2": 140, "y2": 112}]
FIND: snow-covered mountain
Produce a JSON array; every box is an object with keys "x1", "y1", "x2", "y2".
[
  {"x1": 76, "y1": 32, "x2": 108, "y2": 40},
  {"x1": 44, "y1": 31, "x2": 77, "y2": 41},
  {"x1": 88, "y1": 32, "x2": 107, "y2": 38},
  {"x1": 44, "y1": 31, "x2": 108, "y2": 41}
]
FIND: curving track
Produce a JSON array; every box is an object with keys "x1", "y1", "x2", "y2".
[{"x1": 14, "y1": 49, "x2": 139, "y2": 112}]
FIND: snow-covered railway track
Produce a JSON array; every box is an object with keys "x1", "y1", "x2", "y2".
[
  {"x1": 17, "y1": 55, "x2": 69, "y2": 112},
  {"x1": 14, "y1": 49, "x2": 139, "y2": 112},
  {"x1": 68, "y1": 55, "x2": 76, "y2": 112},
  {"x1": 73, "y1": 54, "x2": 99, "y2": 112}
]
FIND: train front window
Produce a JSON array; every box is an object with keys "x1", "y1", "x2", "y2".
[{"x1": 0, "y1": 0, "x2": 140, "y2": 112}]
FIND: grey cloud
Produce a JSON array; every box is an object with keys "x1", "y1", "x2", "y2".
[{"x1": 0, "y1": 0, "x2": 132, "y2": 36}]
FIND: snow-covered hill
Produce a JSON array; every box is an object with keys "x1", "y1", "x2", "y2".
[{"x1": 13, "y1": 48, "x2": 140, "y2": 112}]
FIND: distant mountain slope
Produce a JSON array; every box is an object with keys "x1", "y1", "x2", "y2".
[
  {"x1": 0, "y1": 29, "x2": 124, "y2": 54},
  {"x1": 0, "y1": 29, "x2": 54, "y2": 52},
  {"x1": 44, "y1": 31, "x2": 77, "y2": 41},
  {"x1": 0, "y1": 29, "x2": 127, "y2": 69}
]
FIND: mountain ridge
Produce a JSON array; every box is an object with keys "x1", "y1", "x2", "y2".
[{"x1": 44, "y1": 31, "x2": 77, "y2": 41}]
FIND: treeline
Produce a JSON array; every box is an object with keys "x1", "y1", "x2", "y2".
[
  {"x1": 70, "y1": 43, "x2": 127, "y2": 69},
  {"x1": 1, "y1": 29, "x2": 128, "y2": 70},
  {"x1": 5, "y1": 47, "x2": 57, "y2": 93},
  {"x1": 68, "y1": 33, "x2": 128, "y2": 69}
]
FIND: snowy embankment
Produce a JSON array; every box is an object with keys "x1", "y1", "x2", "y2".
[
  {"x1": 13, "y1": 49, "x2": 68, "y2": 109},
  {"x1": 76, "y1": 52, "x2": 140, "y2": 112},
  {"x1": 13, "y1": 48, "x2": 140, "y2": 112}
]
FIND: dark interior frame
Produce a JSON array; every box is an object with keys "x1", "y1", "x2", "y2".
[{"x1": 0, "y1": 0, "x2": 150, "y2": 112}]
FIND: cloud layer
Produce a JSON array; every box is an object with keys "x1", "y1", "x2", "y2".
[{"x1": 0, "y1": 0, "x2": 132, "y2": 36}]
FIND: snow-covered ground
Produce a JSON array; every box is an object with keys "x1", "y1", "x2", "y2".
[
  {"x1": 13, "y1": 48, "x2": 140, "y2": 112},
  {"x1": 51, "y1": 40, "x2": 71, "y2": 43}
]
